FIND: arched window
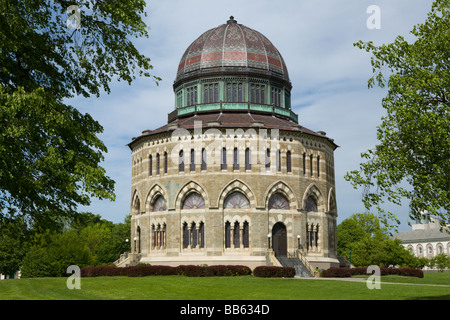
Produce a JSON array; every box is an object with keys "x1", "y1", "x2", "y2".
[
  {"x1": 233, "y1": 148, "x2": 239, "y2": 170},
  {"x1": 276, "y1": 150, "x2": 281, "y2": 172},
  {"x1": 303, "y1": 153, "x2": 306, "y2": 175},
  {"x1": 221, "y1": 147, "x2": 227, "y2": 170},
  {"x1": 305, "y1": 196, "x2": 318, "y2": 212},
  {"x1": 245, "y1": 148, "x2": 251, "y2": 170},
  {"x1": 225, "y1": 221, "x2": 231, "y2": 248},
  {"x1": 201, "y1": 148, "x2": 207, "y2": 170},
  {"x1": 268, "y1": 193, "x2": 290, "y2": 210},
  {"x1": 183, "y1": 222, "x2": 189, "y2": 248},
  {"x1": 152, "y1": 195, "x2": 167, "y2": 212},
  {"x1": 190, "y1": 149, "x2": 195, "y2": 171},
  {"x1": 152, "y1": 223, "x2": 166, "y2": 250},
  {"x1": 265, "y1": 149, "x2": 270, "y2": 170},
  {"x1": 310, "y1": 154, "x2": 313, "y2": 176},
  {"x1": 224, "y1": 192, "x2": 250, "y2": 209},
  {"x1": 179, "y1": 150, "x2": 184, "y2": 172},
  {"x1": 134, "y1": 197, "x2": 140, "y2": 215},
  {"x1": 286, "y1": 151, "x2": 292, "y2": 172},
  {"x1": 156, "y1": 153, "x2": 160, "y2": 175},
  {"x1": 233, "y1": 221, "x2": 240, "y2": 248},
  {"x1": 243, "y1": 221, "x2": 249, "y2": 248},
  {"x1": 199, "y1": 222, "x2": 205, "y2": 249},
  {"x1": 317, "y1": 155, "x2": 320, "y2": 177},
  {"x1": 182, "y1": 193, "x2": 205, "y2": 209},
  {"x1": 191, "y1": 222, "x2": 198, "y2": 248},
  {"x1": 164, "y1": 152, "x2": 168, "y2": 174},
  {"x1": 149, "y1": 155, "x2": 153, "y2": 176}
]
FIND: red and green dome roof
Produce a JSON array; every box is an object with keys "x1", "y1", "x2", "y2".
[{"x1": 176, "y1": 16, "x2": 290, "y2": 84}]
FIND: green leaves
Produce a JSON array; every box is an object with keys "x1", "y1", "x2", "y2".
[
  {"x1": 346, "y1": 0, "x2": 450, "y2": 228},
  {"x1": 0, "y1": 0, "x2": 158, "y2": 99},
  {"x1": 0, "y1": 0, "x2": 156, "y2": 228},
  {"x1": 0, "y1": 86, "x2": 115, "y2": 224}
]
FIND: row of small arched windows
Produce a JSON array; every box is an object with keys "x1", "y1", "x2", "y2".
[{"x1": 144, "y1": 149, "x2": 321, "y2": 176}]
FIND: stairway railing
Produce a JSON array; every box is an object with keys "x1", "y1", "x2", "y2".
[{"x1": 295, "y1": 250, "x2": 316, "y2": 276}]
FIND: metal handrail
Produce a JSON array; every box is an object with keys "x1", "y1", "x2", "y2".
[{"x1": 295, "y1": 250, "x2": 316, "y2": 276}]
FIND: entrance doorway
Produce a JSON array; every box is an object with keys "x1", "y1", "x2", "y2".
[{"x1": 272, "y1": 222, "x2": 287, "y2": 256}]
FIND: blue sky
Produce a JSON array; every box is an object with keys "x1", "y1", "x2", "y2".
[{"x1": 73, "y1": 0, "x2": 435, "y2": 231}]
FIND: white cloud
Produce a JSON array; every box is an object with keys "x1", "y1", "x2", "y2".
[{"x1": 74, "y1": 0, "x2": 434, "y2": 229}]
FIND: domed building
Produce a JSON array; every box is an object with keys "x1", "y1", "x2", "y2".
[{"x1": 124, "y1": 17, "x2": 339, "y2": 272}]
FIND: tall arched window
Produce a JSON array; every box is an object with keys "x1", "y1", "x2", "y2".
[
  {"x1": 286, "y1": 151, "x2": 292, "y2": 172},
  {"x1": 265, "y1": 149, "x2": 270, "y2": 170},
  {"x1": 179, "y1": 150, "x2": 184, "y2": 172},
  {"x1": 201, "y1": 148, "x2": 207, "y2": 170},
  {"x1": 191, "y1": 222, "x2": 198, "y2": 248},
  {"x1": 225, "y1": 221, "x2": 231, "y2": 248},
  {"x1": 164, "y1": 152, "x2": 168, "y2": 174},
  {"x1": 156, "y1": 153, "x2": 160, "y2": 175},
  {"x1": 317, "y1": 155, "x2": 320, "y2": 177},
  {"x1": 245, "y1": 148, "x2": 251, "y2": 170},
  {"x1": 233, "y1": 147, "x2": 239, "y2": 170},
  {"x1": 276, "y1": 149, "x2": 281, "y2": 172},
  {"x1": 303, "y1": 153, "x2": 306, "y2": 175},
  {"x1": 221, "y1": 147, "x2": 227, "y2": 170},
  {"x1": 190, "y1": 149, "x2": 195, "y2": 171},
  {"x1": 149, "y1": 155, "x2": 153, "y2": 176},
  {"x1": 183, "y1": 222, "x2": 189, "y2": 248},
  {"x1": 243, "y1": 221, "x2": 249, "y2": 248},
  {"x1": 199, "y1": 222, "x2": 205, "y2": 249},
  {"x1": 233, "y1": 221, "x2": 240, "y2": 248},
  {"x1": 310, "y1": 154, "x2": 313, "y2": 176}
]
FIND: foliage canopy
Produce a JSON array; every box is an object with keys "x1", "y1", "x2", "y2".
[{"x1": 345, "y1": 0, "x2": 450, "y2": 229}]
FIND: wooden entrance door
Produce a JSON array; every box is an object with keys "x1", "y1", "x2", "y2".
[{"x1": 272, "y1": 222, "x2": 287, "y2": 256}]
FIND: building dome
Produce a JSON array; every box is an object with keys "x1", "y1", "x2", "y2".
[
  {"x1": 171, "y1": 17, "x2": 297, "y2": 123},
  {"x1": 175, "y1": 16, "x2": 290, "y2": 85}
]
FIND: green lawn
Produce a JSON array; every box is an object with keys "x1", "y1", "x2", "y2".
[{"x1": 0, "y1": 273, "x2": 449, "y2": 300}]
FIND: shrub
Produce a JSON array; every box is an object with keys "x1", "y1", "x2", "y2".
[
  {"x1": 127, "y1": 265, "x2": 178, "y2": 277},
  {"x1": 321, "y1": 267, "x2": 352, "y2": 278},
  {"x1": 81, "y1": 266, "x2": 127, "y2": 277},
  {"x1": 80, "y1": 264, "x2": 252, "y2": 278},
  {"x1": 322, "y1": 267, "x2": 423, "y2": 278},
  {"x1": 253, "y1": 266, "x2": 295, "y2": 278},
  {"x1": 178, "y1": 265, "x2": 252, "y2": 277}
]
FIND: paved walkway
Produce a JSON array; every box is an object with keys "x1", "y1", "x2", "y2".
[{"x1": 294, "y1": 276, "x2": 450, "y2": 288}]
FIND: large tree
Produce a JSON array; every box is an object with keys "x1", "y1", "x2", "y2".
[
  {"x1": 345, "y1": 0, "x2": 450, "y2": 229},
  {"x1": 0, "y1": 0, "x2": 159, "y2": 227}
]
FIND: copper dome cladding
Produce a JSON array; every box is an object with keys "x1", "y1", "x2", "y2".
[{"x1": 176, "y1": 17, "x2": 290, "y2": 83}]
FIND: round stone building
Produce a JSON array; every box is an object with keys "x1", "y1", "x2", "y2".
[{"x1": 126, "y1": 17, "x2": 339, "y2": 271}]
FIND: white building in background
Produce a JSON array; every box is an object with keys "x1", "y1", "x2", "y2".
[{"x1": 394, "y1": 217, "x2": 450, "y2": 261}]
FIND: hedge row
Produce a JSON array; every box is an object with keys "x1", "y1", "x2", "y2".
[
  {"x1": 321, "y1": 267, "x2": 424, "y2": 278},
  {"x1": 253, "y1": 266, "x2": 296, "y2": 278},
  {"x1": 81, "y1": 265, "x2": 295, "y2": 278}
]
